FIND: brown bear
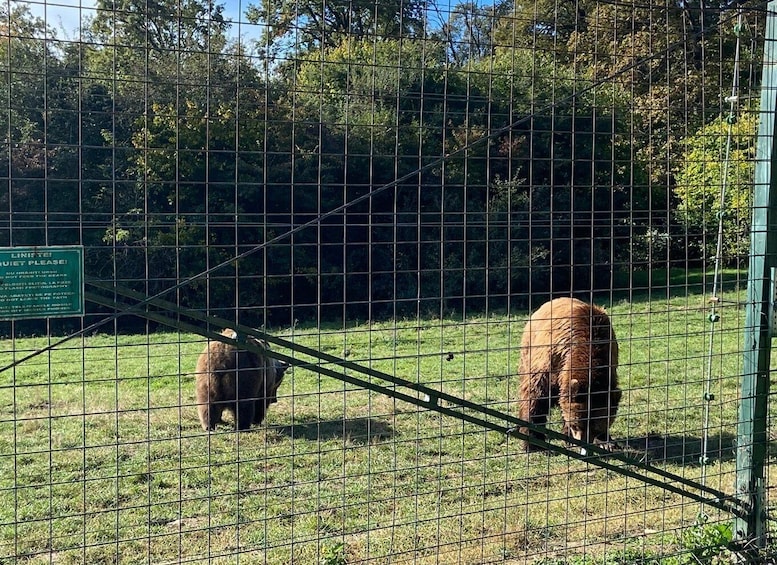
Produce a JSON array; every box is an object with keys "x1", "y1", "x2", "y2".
[
  {"x1": 195, "y1": 328, "x2": 288, "y2": 431},
  {"x1": 516, "y1": 297, "x2": 621, "y2": 453}
]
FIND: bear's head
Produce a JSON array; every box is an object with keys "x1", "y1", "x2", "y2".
[
  {"x1": 244, "y1": 335, "x2": 288, "y2": 406},
  {"x1": 266, "y1": 358, "x2": 289, "y2": 405},
  {"x1": 566, "y1": 377, "x2": 621, "y2": 454}
]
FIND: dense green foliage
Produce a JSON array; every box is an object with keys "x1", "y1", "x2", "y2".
[
  {"x1": 675, "y1": 112, "x2": 757, "y2": 265},
  {"x1": 0, "y1": 1, "x2": 762, "y2": 327}
]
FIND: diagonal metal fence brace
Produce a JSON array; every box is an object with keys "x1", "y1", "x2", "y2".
[{"x1": 84, "y1": 278, "x2": 745, "y2": 518}]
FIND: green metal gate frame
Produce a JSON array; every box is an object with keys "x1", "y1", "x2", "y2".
[{"x1": 733, "y1": 0, "x2": 777, "y2": 550}]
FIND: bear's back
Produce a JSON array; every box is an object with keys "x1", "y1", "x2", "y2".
[
  {"x1": 520, "y1": 297, "x2": 617, "y2": 372},
  {"x1": 195, "y1": 333, "x2": 265, "y2": 402}
]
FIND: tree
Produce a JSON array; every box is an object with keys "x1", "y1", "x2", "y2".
[
  {"x1": 674, "y1": 110, "x2": 756, "y2": 265},
  {"x1": 87, "y1": 0, "x2": 231, "y2": 108},
  {"x1": 431, "y1": 0, "x2": 512, "y2": 64},
  {"x1": 0, "y1": 5, "x2": 85, "y2": 247},
  {"x1": 446, "y1": 43, "x2": 645, "y2": 304},
  {"x1": 277, "y1": 36, "x2": 452, "y2": 318},
  {"x1": 91, "y1": 0, "x2": 227, "y2": 51},
  {"x1": 246, "y1": 0, "x2": 426, "y2": 58},
  {"x1": 565, "y1": 1, "x2": 760, "y2": 200},
  {"x1": 491, "y1": 0, "x2": 590, "y2": 53}
]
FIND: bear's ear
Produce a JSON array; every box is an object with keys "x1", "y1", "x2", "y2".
[{"x1": 569, "y1": 378, "x2": 581, "y2": 395}]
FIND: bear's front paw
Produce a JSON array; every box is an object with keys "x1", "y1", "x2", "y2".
[{"x1": 592, "y1": 436, "x2": 622, "y2": 452}]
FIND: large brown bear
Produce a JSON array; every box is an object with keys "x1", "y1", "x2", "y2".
[
  {"x1": 195, "y1": 328, "x2": 288, "y2": 431},
  {"x1": 517, "y1": 297, "x2": 621, "y2": 453}
]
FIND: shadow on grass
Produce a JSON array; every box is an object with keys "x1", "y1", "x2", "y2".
[
  {"x1": 620, "y1": 432, "x2": 740, "y2": 466},
  {"x1": 272, "y1": 416, "x2": 395, "y2": 443}
]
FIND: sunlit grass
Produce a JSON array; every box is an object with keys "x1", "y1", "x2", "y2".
[{"x1": 0, "y1": 273, "x2": 768, "y2": 564}]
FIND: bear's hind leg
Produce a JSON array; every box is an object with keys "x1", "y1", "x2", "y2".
[
  {"x1": 196, "y1": 373, "x2": 227, "y2": 431},
  {"x1": 197, "y1": 403, "x2": 211, "y2": 431},
  {"x1": 199, "y1": 402, "x2": 224, "y2": 431}
]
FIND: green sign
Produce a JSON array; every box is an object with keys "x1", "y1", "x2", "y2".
[{"x1": 0, "y1": 246, "x2": 85, "y2": 320}]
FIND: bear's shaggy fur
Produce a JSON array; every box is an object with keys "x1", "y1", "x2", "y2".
[
  {"x1": 517, "y1": 297, "x2": 621, "y2": 453},
  {"x1": 195, "y1": 328, "x2": 288, "y2": 431}
]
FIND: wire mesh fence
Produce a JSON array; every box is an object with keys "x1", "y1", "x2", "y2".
[{"x1": 0, "y1": 0, "x2": 774, "y2": 563}]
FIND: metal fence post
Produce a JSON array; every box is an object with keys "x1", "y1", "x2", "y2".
[{"x1": 734, "y1": 0, "x2": 777, "y2": 550}]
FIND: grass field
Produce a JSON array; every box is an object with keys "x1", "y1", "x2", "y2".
[{"x1": 0, "y1": 269, "x2": 768, "y2": 564}]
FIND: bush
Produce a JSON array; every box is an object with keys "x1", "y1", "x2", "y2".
[{"x1": 674, "y1": 111, "x2": 757, "y2": 267}]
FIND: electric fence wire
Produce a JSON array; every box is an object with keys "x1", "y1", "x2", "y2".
[{"x1": 699, "y1": 7, "x2": 745, "y2": 512}]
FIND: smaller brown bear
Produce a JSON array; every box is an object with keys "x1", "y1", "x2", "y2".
[
  {"x1": 195, "y1": 328, "x2": 288, "y2": 431},
  {"x1": 517, "y1": 297, "x2": 621, "y2": 454}
]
